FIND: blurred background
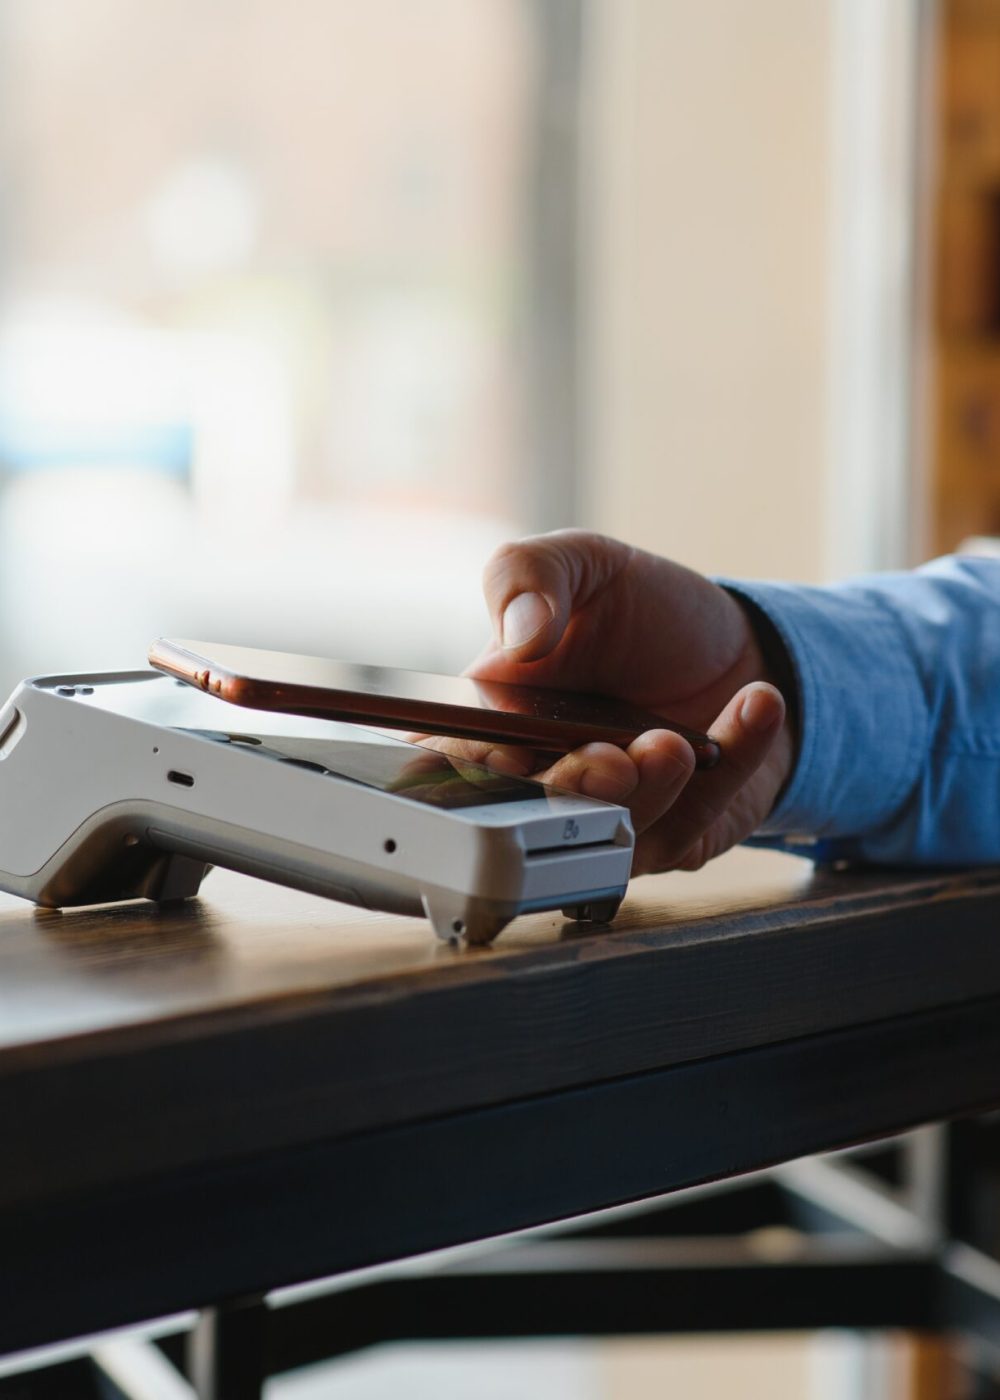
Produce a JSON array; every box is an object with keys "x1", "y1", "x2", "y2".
[
  {"x1": 3, "y1": 1, "x2": 1000, "y2": 1396},
  {"x1": 0, "y1": 0, "x2": 966, "y2": 702}
]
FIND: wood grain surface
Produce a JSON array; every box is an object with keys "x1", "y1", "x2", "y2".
[
  {"x1": 2, "y1": 848, "x2": 1000, "y2": 1212},
  {"x1": 2, "y1": 846, "x2": 990, "y2": 1052},
  {"x1": 0, "y1": 845, "x2": 819, "y2": 1051}
]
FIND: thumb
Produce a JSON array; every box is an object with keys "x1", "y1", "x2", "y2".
[{"x1": 481, "y1": 530, "x2": 634, "y2": 663}]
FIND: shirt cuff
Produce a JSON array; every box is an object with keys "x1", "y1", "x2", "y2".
[{"x1": 716, "y1": 579, "x2": 928, "y2": 841}]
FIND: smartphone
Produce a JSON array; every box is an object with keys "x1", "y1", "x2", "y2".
[{"x1": 148, "y1": 638, "x2": 720, "y2": 767}]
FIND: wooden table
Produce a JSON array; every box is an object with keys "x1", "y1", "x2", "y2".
[{"x1": 3, "y1": 848, "x2": 1000, "y2": 1393}]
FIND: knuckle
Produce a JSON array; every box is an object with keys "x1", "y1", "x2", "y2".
[
  {"x1": 671, "y1": 782, "x2": 725, "y2": 835},
  {"x1": 482, "y1": 542, "x2": 527, "y2": 593},
  {"x1": 483, "y1": 536, "x2": 566, "y2": 606},
  {"x1": 484, "y1": 530, "x2": 631, "y2": 617},
  {"x1": 677, "y1": 843, "x2": 708, "y2": 872}
]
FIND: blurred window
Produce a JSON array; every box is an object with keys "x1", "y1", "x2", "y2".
[{"x1": 0, "y1": 0, "x2": 565, "y2": 688}]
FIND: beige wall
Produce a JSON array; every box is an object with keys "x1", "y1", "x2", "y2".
[{"x1": 581, "y1": 0, "x2": 833, "y2": 581}]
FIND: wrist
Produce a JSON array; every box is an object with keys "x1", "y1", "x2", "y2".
[{"x1": 722, "y1": 588, "x2": 799, "y2": 805}]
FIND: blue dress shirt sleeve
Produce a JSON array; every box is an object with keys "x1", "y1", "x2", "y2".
[{"x1": 721, "y1": 555, "x2": 1000, "y2": 865}]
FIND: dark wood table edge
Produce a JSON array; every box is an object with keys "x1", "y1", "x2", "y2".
[{"x1": 4, "y1": 989, "x2": 1000, "y2": 1357}]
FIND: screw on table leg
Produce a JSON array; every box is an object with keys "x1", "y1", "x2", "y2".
[{"x1": 186, "y1": 1296, "x2": 268, "y2": 1400}]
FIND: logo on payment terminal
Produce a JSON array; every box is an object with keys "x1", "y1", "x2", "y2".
[{"x1": 562, "y1": 819, "x2": 580, "y2": 841}]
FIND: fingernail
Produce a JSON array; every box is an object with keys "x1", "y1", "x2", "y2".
[
  {"x1": 740, "y1": 687, "x2": 781, "y2": 734},
  {"x1": 501, "y1": 592, "x2": 553, "y2": 650}
]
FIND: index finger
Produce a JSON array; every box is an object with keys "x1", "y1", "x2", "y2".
[{"x1": 481, "y1": 530, "x2": 634, "y2": 661}]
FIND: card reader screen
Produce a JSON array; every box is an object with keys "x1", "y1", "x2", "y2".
[
  {"x1": 217, "y1": 733, "x2": 541, "y2": 810},
  {"x1": 64, "y1": 675, "x2": 552, "y2": 811}
]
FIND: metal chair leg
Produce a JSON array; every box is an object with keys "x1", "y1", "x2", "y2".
[{"x1": 186, "y1": 1297, "x2": 267, "y2": 1400}]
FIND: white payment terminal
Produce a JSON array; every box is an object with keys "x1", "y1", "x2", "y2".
[{"x1": 0, "y1": 671, "x2": 634, "y2": 944}]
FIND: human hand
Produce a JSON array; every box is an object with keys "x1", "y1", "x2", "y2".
[{"x1": 420, "y1": 530, "x2": 796, "y2": 874}]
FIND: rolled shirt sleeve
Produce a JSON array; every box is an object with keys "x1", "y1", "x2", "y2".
[{"x1": 720, "y1": 556, "x2": 1000, "y2": 865}]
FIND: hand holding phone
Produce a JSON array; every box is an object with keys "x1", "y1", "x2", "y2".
[{"x1": 460, "y1": 530, "x2": 794, "y2": 874}]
